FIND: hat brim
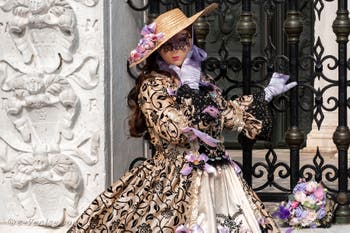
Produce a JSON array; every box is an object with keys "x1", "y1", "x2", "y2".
[{"x1": 129, "y1": 3, "x2": 218, "y2": 68}]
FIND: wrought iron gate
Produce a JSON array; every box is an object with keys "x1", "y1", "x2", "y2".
[{"x1": 126, "y1": 0, "x2": 350, "y2": 223}]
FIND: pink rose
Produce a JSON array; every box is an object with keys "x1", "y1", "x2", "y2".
[
  {"x1": 291, "y1": 201, "x2": 299, "y2": 209},
  {"x1": 143, "y1": 40, "x2": 155, "y2": 50},
  {"x1": 144, "y1": 32, "x2": 164, "y2": 41},
  {"x1": 294, "y1": 191, "x2": 306, "y2": 203},
  {"x1": 314, "y1": 187, "x2": 325, "y2": 201},
  {"x1": 136, "y1": 45, "x2": 146, "y2": 53},
  {"x1": 305, "y1": 181, "x2": 318, "y2": 193},
  {"x1": 128, "y1": 50, "x2": 141, "y2": 62}
]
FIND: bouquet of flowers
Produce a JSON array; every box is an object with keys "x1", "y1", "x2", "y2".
[{"x1": 274, "y1": 179, "x2": 336, "y2": 231}]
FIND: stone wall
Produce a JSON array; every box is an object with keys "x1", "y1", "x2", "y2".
[{"x1": 0, "y1": 0, "x2": 106, "y2": 232}]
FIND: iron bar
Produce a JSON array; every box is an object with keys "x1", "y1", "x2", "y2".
[
  {"x1": 126, "y1": 0, "x2": 150, "y2": 11},
  {"x1": 195, "y1": 0, "x2": 205, "y2": 12},
  {"x1": 283, "y1": 0, "x2": 304, "y2": 190},
  {"x1": 148, "y1": 0, "x2": 160, "y2": 22},
  {"x1": 193, "y1": 0, "x2": 209, "y2": 49},
  {"x1": 237, "y1": 0, "x2": 256, "y2": 185},
  {"x1": 332, "y1": 0, "x2": 350, "y2": 224}
]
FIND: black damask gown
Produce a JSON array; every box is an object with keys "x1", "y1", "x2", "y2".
[{"x1": 68, "y1": 71, "x2": 280, "y2": 233}]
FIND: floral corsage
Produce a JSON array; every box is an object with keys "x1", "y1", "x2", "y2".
[
  {"x1": 128, "y1": 22, "x2": 164, "y2": 63},
  {"x1": 175, "y1": 223, "x2": 203, "y2": 233},
  {"x1": 180, "y1": 153, "x2": 216, "y2": 176},
  {"x1": 274, "y1": 179, "x2": 336, "y2": 232}
]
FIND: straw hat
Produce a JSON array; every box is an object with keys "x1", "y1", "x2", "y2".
[{"x1": 128, "y1": 3, "x2": 218, "y2": 67}]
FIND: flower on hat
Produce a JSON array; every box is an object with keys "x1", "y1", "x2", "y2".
[{"x1": 128, "y1": 22, "x2": 164, "y2": 64}]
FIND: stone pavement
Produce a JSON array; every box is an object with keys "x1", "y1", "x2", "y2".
[{"x1": 280, "y1": 225, "x2": 350, "y2": 232}]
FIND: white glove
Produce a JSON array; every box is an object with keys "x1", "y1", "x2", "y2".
[{"x1": 264, "y1": 72, "x2": 297, "y2": 102}]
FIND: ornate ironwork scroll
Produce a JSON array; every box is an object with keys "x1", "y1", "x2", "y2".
[{"x1": 331, "y1": 0, "x2": 350, "y2": 223}]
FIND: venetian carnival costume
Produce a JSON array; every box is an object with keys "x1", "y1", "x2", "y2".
[{"x1": 68, "y1": 3, "x2": 297, "y2": 233}]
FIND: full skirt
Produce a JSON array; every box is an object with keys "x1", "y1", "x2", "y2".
[{"x1": 68, "y1": 155, "x2": 280, "y2": 233}]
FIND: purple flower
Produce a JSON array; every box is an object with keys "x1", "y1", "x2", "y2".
[
  {"x1": 285, "y1": 201, "x2": 291, "y2": 209},
  {"x1": 317, "y1": 208, "x2": 326, "y2": 219},
  {"x1": 309, "y1": 194, "x2": 317, "y2": 201},
  {"x1": 139, "y1": 38, "x2": 155, "y2": 50},
  {"x1": 277, "y1": 206, "x2": 291, "y2": 220},
  {"x1": 190, "y1": 224, "x2": 204, "y2": 233},
  {"x1": 175, "y1": 224, "x2": 204, "y2": 233},
  {"x1": 218, "y1": 225, "x2": 229, "y2": 233},
  {"x1": 295, "y1": 206, "x2": 307, "y2": 219},
  {"x1": 144, "y1": 32, "x2": 164, "y2": 41},
  {"x1": 202, "y1": 106, "x2": 220, "y2": 118},
  {"x1": 285, "y1": 227, "x2": 293, "y2": 233},
  {"x1": 175, "y1": 224, "x2": 189, "y2": 233},
  {"x1": 167, "y1": 88, "x2": 177, "y2": 96},
  {"x1": 141, "y1": 22, "x2": 156, "y2": 35},
  {"x1": 293, "y1": 182, "x2": 307, "y2": 193},
  {"x1": 136, "y1": 44, "x2": 146, "y2": 53},
  {"x1": 128, "y1": 22, "x2": 164, "y2": 63},
  {"x1": 294, "y1": 206, "x2": 302, "y2": 218},
  {"x1": 180, "y1": 153, "x2": 216, "y2": 176},
  {"x1": 180, "y1": 163, "x2": 193, "y2": 176}
]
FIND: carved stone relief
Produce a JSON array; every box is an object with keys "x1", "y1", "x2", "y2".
[
  {"x1": 1, "y1": 0, "x2": 77, "y2": 73},
  {"x1": 0, "y1": 0, "x2": 104, "y2": 231},
  {"x1": 73, "y1": 0, "x2": 99, "y2": 7}
]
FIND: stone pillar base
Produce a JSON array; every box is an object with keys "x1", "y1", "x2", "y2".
[{"x1": 303, "y1": 125, "x2": 337, "y2": 154}]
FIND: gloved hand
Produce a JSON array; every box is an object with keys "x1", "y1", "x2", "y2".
[
  {"x1": 169, "y1": 45, "x2": 207, "y2": 90},
  {"x1": 264, "y1": 72, "x2": 298, "y2": 102}
]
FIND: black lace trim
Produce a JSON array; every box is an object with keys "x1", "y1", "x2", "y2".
[
  {"x1": 176, "y1": 84, "x2": 220, "y2": 126},
  {"x1": 246, "y1": 92, "x2": 273, "y2": 141}
]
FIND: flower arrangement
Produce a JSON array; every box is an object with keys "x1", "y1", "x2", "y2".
[
  {"x1": 128, "y1": 22, "x2": 164, "y2": 64},
  {"x1": 274, "y1": 179, "x2": 336, "y2": 232}
]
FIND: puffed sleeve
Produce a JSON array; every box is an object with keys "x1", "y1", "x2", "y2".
[
  {"x1": 221, "y1": 93, "x2": 272, "y2": 140},
  {"x1": 138, "y1": 75, "x2": 190, "y2": 144}
]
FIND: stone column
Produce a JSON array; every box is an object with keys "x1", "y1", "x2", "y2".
[
  {"x1": 110, "y1": 1, "x2": 145, "y2": 181},
  {"x1": 0, "y1": 0, "x2": 106, "y2": 232},
  {"x1": 304, "y1": 1, "x2": 341, "y2": 153}
]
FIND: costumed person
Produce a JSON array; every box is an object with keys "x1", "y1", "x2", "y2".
[{"x1": 68, "y1": 3, "x2": 297, "y2": 233}]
